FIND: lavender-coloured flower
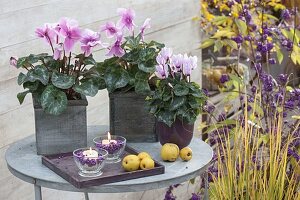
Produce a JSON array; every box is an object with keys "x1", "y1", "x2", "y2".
[
  {"x1": 106, "y1": 34, "x2": 125, "y2": 57},
  {"x1": 9, "y1": 56, "x2": 18, "y2": 67},
  {"x1": 160, "y1": 47, "x2": 173, "y2": 60},
  {"x1": 140, "y1": 18, "x2": 151, "y2": 40},
  {"x1": 58, "y1": 18, "x2": 82, "y2": 54},
  {"x1": 282, "y1": 9, "x2": 291, "y2": 20},
  {"x1": 80, "y1": 29, "x2": 102, "y2": 56},
  {"x1": 100, "y1": 22, "x2": 119, "y2": 38},
  {"x1": 251, "y1": 85, "x2": 257, "y2": 93},
  {"x1": 117, "y1": 8, "x2": 136, "y2": 31},
  {"x1": 277, "y1": 74, "x2": 288, "y2": 85},
  {"x1": 35, "y1": 23, "x2": 57, "y2": 44},
  {"x1": 269, "y1": 58, "x2": 276, "y2": 65},
  {"x1": 170, "y1": 54, "x2": 183, "y2": 72},
  {"x1": 191, "y1": 193, "x2": 201, "y2": 200},
  {"x1": 232, "y1": 35, "x2": 243, "y2": 44},
  {"x1": 220, "y1": 74, "x2": 229, "y2": 84},
  {"x1": 155, "y1": 64, "x2": 168, "y2": 79}
]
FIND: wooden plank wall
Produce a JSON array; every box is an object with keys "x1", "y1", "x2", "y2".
[{"x1": 0, "y1": 0, "x2": 202, "y2": 199}]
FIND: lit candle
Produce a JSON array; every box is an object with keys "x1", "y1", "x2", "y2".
[
  {"x1": 83, "y1": 147, "x2": 98, "y2": 158},
  {"x1": 102, "y1": 132, "x2": 117, "y2": 145}
]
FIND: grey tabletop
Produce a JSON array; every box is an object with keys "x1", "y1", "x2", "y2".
[{"x1": 5, "y1": 125, "x2": 213, "y2": 193}]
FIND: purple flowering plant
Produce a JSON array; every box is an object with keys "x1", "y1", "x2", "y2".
[
  {"x1": 145, "y1": 49, "x2": 207, "y2": 126},
  {"x1": 93, "y1": 8, "x2": 165, "y2": 94},
  {"x1": 11, "y1": 17, "x2": 106, "y2": 115}
]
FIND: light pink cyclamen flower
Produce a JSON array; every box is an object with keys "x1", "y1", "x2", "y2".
[
  {"x1": 156, "y1": 54, "x2": 167, "y2": 65},
  {"x1": 117, "y1": 8, "x2": 136, "y2": 31},
  {"x1": 10, "y1": 56, "x2": 18, "y2": 67},
  {"x1": 140, "y1": 18, "x2": 151, "y2": 40},
  {"x1": 80, "y1": 29, "x2": 102, "y2": 56},
  {"x1": 170, "y1": 54, "x2": 184, "y2": 72},
  {"x1": 155, "y1": 64, "x2": 169, "y2": 79},
  {"x1": 58, "y1": 17, "x2": 82, "y2": 54},
  {"x1": 35, "y1": 23, "x2": 57, "y2": 44},
  {"x1": 53, "y1": 44, "x2": 63, "y2": 60},
  {"x1": 106, "y1": 34, "x2": 125, "y2": 57},
  {"x1": 182, "y1": 54, "x2": 193, "y2": 76},
  {"x1": 100, "y1": 22, "x2": 120, "y2": 38},
  {"x1": 160, "y1": 47, "x2": 173, "y2": 60}
]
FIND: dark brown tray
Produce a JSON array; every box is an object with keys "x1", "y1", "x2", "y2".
[{"x1": 42, "y1": 146, "x2": 165, "y2": 188}]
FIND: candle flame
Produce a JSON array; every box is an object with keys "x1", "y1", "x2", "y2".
[{"x1": 108, "y1": 132, "x2": 111, "y2": 141}]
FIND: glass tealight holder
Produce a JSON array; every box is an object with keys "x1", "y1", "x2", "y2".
[
  {"x1": 93, "y1": 135, "x2": 126, "y2": 163},
  {"x1": 73, "y1": 147, "x2": 108, "y2": 177}
]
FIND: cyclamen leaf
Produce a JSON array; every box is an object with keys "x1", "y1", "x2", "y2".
[
  {"x1": 51, "y1": 72, "x2": 75, "y2": 89},
  {"x1": 17, "y1": 90, "x2": 30, "y2": 104},
  {"x1": 157, "y1": 111, "x2": 175, "y2": 127},
  {"x1": 27, "y1": 65, "x2": 49, "y2": 85},
  {"x1": 104, "y1": 66, "x2": 130, "y2": 93},
  {"x1": 173, "y1": 84, "x2": 189, "y2": 96},
  {"x1": 73, "y1": 79, "x2": 98, "y2": 97},
  {"x1": 40, "y1": 85, "x2": 67, "y2": 115},
  {"x1": 17, "y1": 72, "x2": 27, "y2": 85},
  {"x1": 138, "y1": 62, "x2": 155, "y2": 73},
  {"x1": 135, "y1": 80, "x2": 151, "y2": 95},
  {"x1": 170, "y1": 96, "x2": 186, "y2": 111}
]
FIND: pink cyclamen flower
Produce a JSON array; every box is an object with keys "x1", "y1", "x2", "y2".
[
  {"x1": 155, "y1": 64, "x2": 169, "y2": 79},
  {"x1": 58, "y1": 17, "x2": 82, "y2": 54},
  {"x1": 80, "y1": 29, "x2": 102, "y2": 56},
  {"x1": 106, "y1": 34, "x2": 125, "y2": 57},
  {"x1": 10, "y1": 56, "x2": 18, "y2": 67},
  {"x1": 160, "y1": 47, "x2": 173, "y2": 60},
  {"x1": 140, "y1": 18, "x2": 151, "y2": 40},
  {"x1": 35, "y1": 23, "x2": 57, "y2": 44},
  {"x1": 100, "y1": 22, "x2": 119, "y2": 38},
  {"x1": 170, "y1": 54, "x2": 184, "y2": 72},
  {"x1": 53, "y1": 44, "x2": 63, "y2": 60},
  {"x1": 117, "y1": 8, "x2": 136, "y2": 31}
]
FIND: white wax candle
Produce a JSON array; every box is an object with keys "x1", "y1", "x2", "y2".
[
  {"x1": 102, "y1": 132, "x2": 117, "y2": 145},
  {"x1": 83, "y1": 147, "x2": 98, "y2": 158}
]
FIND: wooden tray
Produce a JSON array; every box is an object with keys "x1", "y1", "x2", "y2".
[{"x1": 42, "y1": 146, "x2": 165, "y2": 188}]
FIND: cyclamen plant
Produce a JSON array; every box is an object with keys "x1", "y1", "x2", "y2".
[
  {"x1": 146, "y1": 48, "x2": 207, "y2": 126},
  {"x1": 11, "y1": 17, "x2": 105, "y2": 115},
  {"x1": 93, "y1": 8, "x2": 165, "y2": 95}
]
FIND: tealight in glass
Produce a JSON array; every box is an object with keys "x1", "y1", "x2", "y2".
[
  {"x1": 73, "y1": 147, "x2": 108, "y2": 177},
  {"x1": 93, "y1": 132, "x2": 126, "y2": 163}
]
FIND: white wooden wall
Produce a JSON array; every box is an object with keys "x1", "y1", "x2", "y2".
[{"x1": 0, "y1": 1, "x2": 202, "y2": 199}]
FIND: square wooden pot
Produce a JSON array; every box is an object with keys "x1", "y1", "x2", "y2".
[
  {"x1": 109, "y1": 91, "x2": 157, "y2": 143},
  {"x1": 33, "y1": 96, "x2": 88, "y2": 155}
]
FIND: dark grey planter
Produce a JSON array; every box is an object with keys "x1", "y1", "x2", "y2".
[
  {"x1": 109, "y1": 91, "x2": 157, "y2": 143},
  {"x1": 33, "y1": 96, "x2": 88, "y2": 155}
]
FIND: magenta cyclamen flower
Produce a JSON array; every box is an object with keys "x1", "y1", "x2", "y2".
[
  {"x1": 100, "y1": 22, "x2": 119, "y2": 38},
  {"x1": 58, "y1": 18, "x2": 82, "y2": 54},
  {"x1": 155, "y1": 64, "x2": 168, "y2": 79},
  {"x1": 35, "y1": 23, "x2": 57, "y2": 44},
  {"x1": 80, "y1": 29, "x2": 102, "y2": 56},
  {"x1": 117, "y1": 8, "x2": 136, "y2": 31},
  {"x1": 53, "y1": 44, "x2": 63, "y2": 60},
  {"x1": 9, "y1": 56, "x2": 18, "y2": 67},
  {"x1": 106, "y1": 34, "x2": 125, "y2": 57},
  {"x1": 140, "y1": 18, "x2": 151, "y2": 40}
]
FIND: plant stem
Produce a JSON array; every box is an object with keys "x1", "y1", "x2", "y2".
[{"x1": 67, "y1": 52, "x2": 71, "y2": 75}]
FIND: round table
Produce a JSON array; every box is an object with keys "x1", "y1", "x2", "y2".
[{"x1": 5, "y1": 126, "x2": 213, "y2": 200}]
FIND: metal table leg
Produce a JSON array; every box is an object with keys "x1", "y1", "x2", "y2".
[
  {"x1": 84, "y1": 192, "x2": 89, "y2": 200},
  {"x1": 34, "y1": 184, "x2": 42, "y2": 200}
]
